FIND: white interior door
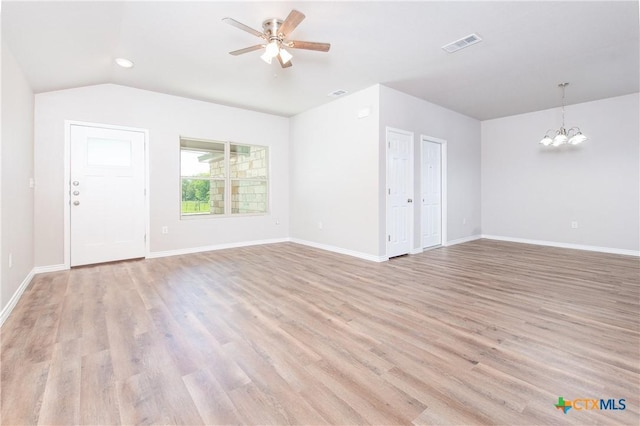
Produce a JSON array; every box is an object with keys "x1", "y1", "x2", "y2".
[
  {"x1": 386, "y1": 128, "x2": 413, "y2": 258},
  {"x1": 422, "y1": 140, "x2": 442, "y2": 248},
  {"x1": 70, "y1": 124, "x2": 146, "y2": 266}
]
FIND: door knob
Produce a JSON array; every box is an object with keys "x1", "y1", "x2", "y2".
[
  {"x1": 408, "y1": 198, "x2": 413, "y2": 203},
  {"x1": 73, "y1": 201, "x2": 80, "y2": 206},
  {"x1": 73, "y1": 191, "x2": 80, "y2": 196},
  {"x1": 72, "y1": 181, "x2": 80, "y2": 186}
]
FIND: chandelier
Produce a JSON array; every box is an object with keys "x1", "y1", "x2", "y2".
[{"x1": 539, "y1": 83, "x2": 587, "y2": 147}]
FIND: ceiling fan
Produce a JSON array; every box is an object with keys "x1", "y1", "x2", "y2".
[{"x1": 223, "y1": 9, "x2": 331, "y2": 68}]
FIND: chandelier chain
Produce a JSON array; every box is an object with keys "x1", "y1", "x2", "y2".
[{"x1": 560, "y1": 83, "x2": 566, "y2": 129}]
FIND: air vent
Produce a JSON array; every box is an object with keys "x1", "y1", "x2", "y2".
[
  {"x1": 442, "y1": 33, "x2": 482, "y2": 53},
  {"x1": 328, "y1": 89, "x2": 348, "y2": 97}
]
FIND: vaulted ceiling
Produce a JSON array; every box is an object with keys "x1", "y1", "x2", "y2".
[{"x1": 2, "y1": 1, "x2": 638, "y2": 119}]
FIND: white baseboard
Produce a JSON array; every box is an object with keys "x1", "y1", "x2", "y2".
[
  {"x1": 33, "y1": 264, "x2": 68, "y2": 274},
  {"x1": 421, "y1": 245, "x2": 444, "y2": 252},
  {"x1": 147, "y1": 238, "x2": 290, "y2": 259},
  {"x1": 445, "y1": 234, "x2": 482, "y2": 247},
  {"x1": 0, "y1": 268, "x2": 35, "y2": 327},
  {"x1": 481, "y1": 235, "x2": 640, "y2": 257},
  {"x1": 290, "y1": 238, "x2": 387, "y2": 262},
  {"x1": 410, "y1": 247, "x2": 424, "y2": 255}
]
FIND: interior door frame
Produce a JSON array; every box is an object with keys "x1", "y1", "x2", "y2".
[
  {"x1": 385, "y1": 126, "x2": 414, "y2": 258},
  {"x1": 420, "y1": 135, "x2": 447, "y2": 248},
  {"x1": 63, "y1": 120, "x2": 150, "y2": 269}
]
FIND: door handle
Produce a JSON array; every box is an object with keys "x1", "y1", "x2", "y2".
[
  {"x1": 73, "y1": 191, "x2": 80, "y2": 196},
  {"x1": 73, "y1": 201, "x2": 80, "y2": 206},
  {"x1": 72, "y1": 181, "x2": 80, "y2": 186},
  {"x1": 408, "y1": 198, "x2": 413, "y2": 203}
]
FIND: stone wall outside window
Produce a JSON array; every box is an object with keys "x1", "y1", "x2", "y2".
[{"x1": 207, "y1": 144, "x2": 268, "y2": 214}]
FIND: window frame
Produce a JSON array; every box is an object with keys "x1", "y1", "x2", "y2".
[{"x1": 179, "y1": 137, "x2": 269, "y2": 219}]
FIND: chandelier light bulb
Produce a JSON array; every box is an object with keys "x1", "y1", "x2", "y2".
[
  {"x1": 569, "y1": 132, "x2": 587, "y2": 145},
  {"x1": 540, "y1": 135, "x2": 553, "y2": 146},
  {"x1": 552, "y1": 133, "x2": 568, "y2": 146}
]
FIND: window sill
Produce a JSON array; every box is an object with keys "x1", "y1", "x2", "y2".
[{"x1": 180, "y1": 212, "x2": 270, "y2": 220}]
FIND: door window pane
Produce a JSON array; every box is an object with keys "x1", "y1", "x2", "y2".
[{"x1": 87, "y1": 138, "x2": 131, "y2": 167}]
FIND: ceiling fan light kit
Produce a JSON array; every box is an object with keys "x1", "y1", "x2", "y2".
[
  {"x1": 539, "y1": 82, "x2": 587, "y2": 147},
  {"x1": 260, "y1": 40, "x2": 281, "y2": 64},
  {"x1": 278, "y1": 48, "x2": 293, "y2": 64},
  {"x1": 223, "y1": 9, "x2": 331, "y2": 68}
]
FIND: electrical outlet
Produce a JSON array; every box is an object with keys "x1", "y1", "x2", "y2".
[
  {"x1": 8, "y1": 253, "x2": 13, "y2": 268},
  {"x1": 275, "y1": 218, "x2": 280, "y2": 225},
  {"x1": 318, "y1": 222, "x2": 323, "y2": 230},
  {"x1": 161, "y1": 226, "x2": 169, "y2": 234},
  {"x1": 571, "y1": 221, "x2": 578, "y2": 229},
  {"x1": 462, "y1": 217, "x2": 467, "y2": 225}
]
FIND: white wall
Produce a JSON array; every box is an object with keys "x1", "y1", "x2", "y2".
[
  {"x1": 481, "y1": 93, "x2": 639, "y2": 252},
  {"x1": 1, "y1": 41, "x2": 35, "y2": 314},
  {"x1": 289, "y1": 85, "x2": 381, "y2": 258},
  {"x1": 34, "y1": 84, "x2": 289, "y2": 267},
  {"x1": 23, "y1": 80, "x2": 640, "y2": 274},
  {"x1": 379, "y1": 85, "x2": 482, "y2": 253}
]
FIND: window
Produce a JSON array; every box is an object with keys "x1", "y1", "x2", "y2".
[{"x1": 180, "y1": 138, "x2": 268, "y2": 217}]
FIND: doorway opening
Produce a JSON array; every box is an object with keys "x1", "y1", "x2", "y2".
[{"x1": 420, "y1": 135, "x2": 447, "y2": 249}]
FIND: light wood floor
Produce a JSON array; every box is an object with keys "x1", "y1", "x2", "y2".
[{"x1": 1, "y1": 240, "x2": 638, "y2": 425}]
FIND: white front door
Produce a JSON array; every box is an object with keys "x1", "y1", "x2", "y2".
[
  {"x1": 386, "y1": 128, "x2": 413, "y2": 258},
  {"x1": 422, "y1": 140, "x2": 442, "y2": 248},
  {"x1": 70, "y1": 124, "x2": 146, "y2": 266}
]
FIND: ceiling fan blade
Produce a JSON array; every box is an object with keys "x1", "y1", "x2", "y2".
[
  {"x1": 222, "y1": 17, "x2": 265, "y2": 39},
  {"x1": 278, "y1": 9, "x2": 305, "y2": 36},
  {"x1": 287, "y1": 40, "x2": 331, "y2": 52},
  {"x1": 229, "y1": 45, "x2": 264, "y2": 56},
  {"x1": 277, "y1": 55, "x2": 293, "y2": 68}
]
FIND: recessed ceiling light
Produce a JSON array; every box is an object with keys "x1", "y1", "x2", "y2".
[{"x1": 115, "y1": 58, "x2": 134, "y2": 68}]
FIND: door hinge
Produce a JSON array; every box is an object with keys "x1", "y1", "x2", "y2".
[
  {"x1": 388, "y1": 188, "x2": 391, "y2": 195},
  {"x1": 388, "y1": 235, "x2": 391, "y2": 242},
  {"x1": 388, "y1": 141, "x2": 391, "y2": 148},
  {"x1": 144, "y1": 234, "x2": 147, "y2": 242}
]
